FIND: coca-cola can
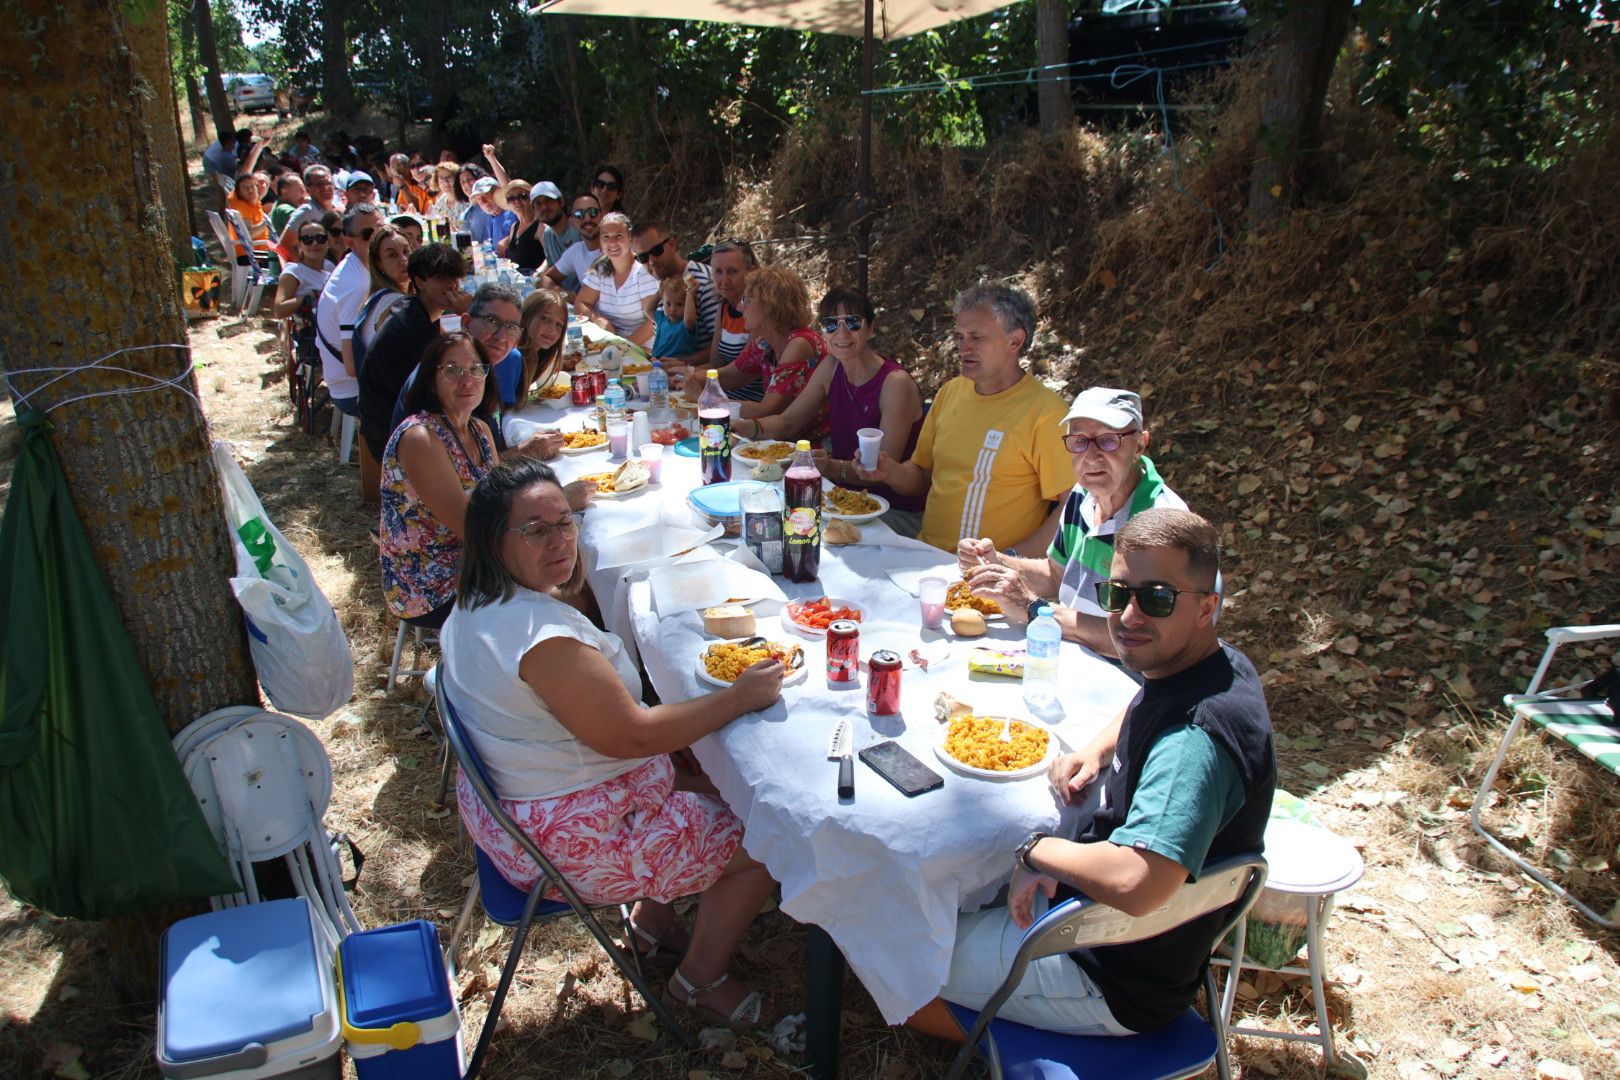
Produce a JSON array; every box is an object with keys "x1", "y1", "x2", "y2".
[
  {"x1": 826, "y1": 620, "x2": 860, "y2": 685},
  {"x1": 589, "y1": 368, "x2": 608, "y2": 398},
  {"x1": 570, "y1": 372, "x2": 593, "y2": 407},
  {"x1": 867, "y1": 650, "x2": 902, "y2": 716}
]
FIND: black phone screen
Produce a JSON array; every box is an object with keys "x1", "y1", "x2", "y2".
[{"x1": 859, "y1": 740, "x2": 944, "y2": 797}]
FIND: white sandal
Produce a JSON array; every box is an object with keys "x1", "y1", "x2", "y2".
[
  {"x1": 665, "y1": 967, "x2": 767, "y2": 1031},
  {"x1": 625, "y1": 917, "x2": 688, "y2": 962}
]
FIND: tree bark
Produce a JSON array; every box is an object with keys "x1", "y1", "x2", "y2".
[
  {"x1": 550, "y1": 15, "x2": 591, "y2": 169},
  {"x1": 1035, "y1": 0, "x2": 1073, "y2": 137},
  {"x1": 180, "y1": 12, "x2": 209, "y2": 142},
  {"x1": 425, "y1": 0, "x2": 452, "y2": 137},
  {"x1": 127, "y1": 2, "x2": 193, "y2": 267},
  {"x1": 191, "y1": 0, "x2": 233, "y2": 138},
  {"x1": 1247, "y1": 0, "x2": 1354, "y2": 227},
  {"x1": 321, "y1": 0, "x2": 354, "y2": 118}
]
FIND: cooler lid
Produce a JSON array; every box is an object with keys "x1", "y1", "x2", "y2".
[
  {"x1": 338, "y1": 920, "x2": 452, "y2": 1028},
  {"x1": 160, "y1": 898, "x2": 328, "y2": 1063},
  {"x1": 688, "y1": 482, "x2": 747, "y2": 517}
]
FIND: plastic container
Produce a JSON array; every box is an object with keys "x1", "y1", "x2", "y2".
[
  {"x1": 157, "y1": 897, "x2": 341, "y2": 1080},
  {"x1": 337, "y1": 921, "x2": 463, "y2": 1080},
  {"x1": 1022, "y1": 605, "x2": 1062, "y2": 716}
]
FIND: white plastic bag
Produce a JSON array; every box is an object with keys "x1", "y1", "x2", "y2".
[{"x1": 212, "y1": 442, "x2": 354, "y2": 719}]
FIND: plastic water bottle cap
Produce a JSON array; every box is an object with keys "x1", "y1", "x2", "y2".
[{"x1": 1037, "y1": 605, "x2": 1053, "y2": 618}]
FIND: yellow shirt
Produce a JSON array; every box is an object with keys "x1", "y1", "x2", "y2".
[{"x1": 912, "y1": 373, "x2": 1073, "y2": 552}]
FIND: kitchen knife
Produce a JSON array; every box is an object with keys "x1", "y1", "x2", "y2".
[{"x1": 827, "y1": 719, "x2": 854, "y2": 799}]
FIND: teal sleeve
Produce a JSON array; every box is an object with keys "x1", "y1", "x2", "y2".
[{"x1": 1108, "y1": 725, "x2": 1246, "y2": 878}]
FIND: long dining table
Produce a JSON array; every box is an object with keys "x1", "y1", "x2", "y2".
[{"x1": 504, "y1": 398, "x2": 1140, "y2": 1078}]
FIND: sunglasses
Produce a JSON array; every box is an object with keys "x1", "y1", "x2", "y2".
[
  {"x1": 1063, "y1": 430, "x2": 1137, "y2": 454},
  {"x1": 819, "y1": 315, "x2": 866, "y2": 334},
  {"x1": 441, "y1": 362, "x2": 490, "y2": 381},
  {"x1": 507, "y1": 513, "x2": 582, "y2": 546},
  {"x1": 351, "y1": 227, "x2": 376, "y2": 241},
  {"x1": 299, "y1": 232, "x2": 328, "y2": 243},
  {"x1": 507, "y1": 192, "x2": 530, "y2": 202},
  {"x1": 633, "y1": 238, "x2": 670, "y2": 264},
  {"x1": 570, "y1": 207, "x2": 600, "y2": 219},
  {"x1": 1094, "y1": 580, "x2": 1214, "y2": 618},
  {"x1": 591, "y1": 178, "x2": 622, "y2": 191}
]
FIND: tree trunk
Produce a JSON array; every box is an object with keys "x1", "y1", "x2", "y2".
[
  {"x1": 180, "y1": 13, "x2": 209, "y2": 142},
  {"x1": 550, "y1": 15, "x2": 591, "y2": 169},
  {"x1": 127, "y1": 2, "x2": 193, "y2": 266},
  {"x1": 321, "y1": 0, "x2": 354, "y2": 118},
  {"x1": 425, "y1": 0, "x2": 452, "y2": 137},
  {"x1": 1247, "y1": 0, "x2": 1354, "y2": 228},
  {"x1": 192, "y1": 0, "x2": 233, "y2": 138},
  {"x1": 1035, "y1": 0, "x2": 1074, "y2": 137}
]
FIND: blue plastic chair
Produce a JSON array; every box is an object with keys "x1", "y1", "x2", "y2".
[
  {"x1": 942, "y1": 853, "x2": 1268, "y2": 1080},
  {"x1": 436, "y1": 678, "x2": 691, "y2": 1078}
]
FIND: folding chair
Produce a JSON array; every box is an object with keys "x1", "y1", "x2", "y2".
[
  {"x1": 224, "y1": 209, "x2": 274, "y2": 316},
  {"x1": 435, "y1": 678, "x2": 691, "y2": 1080},
  {"x1": 943, "y1": 853, "x2": 1268, "y2": 1080},
  {"x1": 387, "y1": 620, "x2": 437, "y2": 691},
  {"x1": 205, "y1": 211, "x2": 247, "y2": 311},
  {"x1": 1471, "y1": 623, "x2": 1620, "y2": 929}
]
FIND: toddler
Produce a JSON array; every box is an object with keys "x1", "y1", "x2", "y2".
[{"x1": 648, "y1": 274, "x2": 697, "y2": 358}]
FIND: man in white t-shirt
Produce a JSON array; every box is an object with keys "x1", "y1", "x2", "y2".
[
  {"x1": 543, "y1": 195, "x2": 601, "y2": 298},
  {"x1": 316, "y1": 202, "x2": 384, "y2": 412}
]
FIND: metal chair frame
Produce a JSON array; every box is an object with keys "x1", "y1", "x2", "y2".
[
  {"x1": 223, "y1": 208, "x2": 274, "y2": 316},
  {"x1": 944, "y1": 853, "x2": 1269, "y2": 1080},
  {"x1": 434, "y1": 677, "x2": 691, "y2": 1079}
]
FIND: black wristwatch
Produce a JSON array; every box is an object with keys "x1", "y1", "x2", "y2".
[
  {"x1": 1014, "y1": 831, "x2": 1048, "y2": 874},
  {"x1": 1026, "y1": 597, "x2": 1047, "y2": 623}
]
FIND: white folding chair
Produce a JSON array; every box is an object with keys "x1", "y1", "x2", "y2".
[
  {"x1": 224, "y1": 209, "x2": 274, "y2": 316},
  {"x1": 205, "y1": 210, "x2": 247, "y2": 311},
  {"x1": 943, "y1": 854, "x2": 1268, "y2": 1080},
  {"x1": 1471, "y1": 624, "x2": 1620, "y2": 929},
  {"x1": 387, "y1": 620, "x2": 437, "y2": 691}
]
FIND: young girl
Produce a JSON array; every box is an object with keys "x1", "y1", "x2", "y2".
[{"x1": 648, "y1": 274, "x2": 697, "y2": 359}]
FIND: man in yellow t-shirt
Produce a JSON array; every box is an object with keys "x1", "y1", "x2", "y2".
[{"x1": 860, "y1": 283, "x2": 1073, "y2": 554}]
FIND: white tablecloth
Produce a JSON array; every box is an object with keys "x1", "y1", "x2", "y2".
[{"x1": 506, "y1": 402, "x2": 1141, "y2": 1023}]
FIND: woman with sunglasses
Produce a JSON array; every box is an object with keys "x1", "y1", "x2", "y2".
[
  {"x1": 588, "y1": 163, "x2": 626, "y2": 215},
  {"x1": 736, "y1": 286, "x2": 926, "y2": 535},
  {"x1": 957, "y1": 386, "x2": 1187, "y2": 659},
  {"x1": 498, "y1": 180, "x2": 546, "y2": 272},
  {"x1": 576, "y1": 211, "x2": 657, "y2": 346},
  {"x1": 271, "y1": 223, "x2": 332, "y2": 318},
  {"x1": 440, "y1": 456, "x2": 783, "y2": 1030}
]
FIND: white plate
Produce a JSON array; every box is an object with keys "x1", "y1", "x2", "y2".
[
  {"x1": 559, "y1": 438, "x2": 610, "y2": 456},
  {"x1": 823, "y1": 486, "x2": 889, "y2": 525},
  {"x1": 932, "y1": 719, "x2": 1056, "y2": 781},
  {"x1": 782, "y1": 597, "x2": 866, "y2": 638},
  {"x1": 852, "y1": 623, "x2": 951, "y2": 671},
  {"x1": 575, "y1": 472, "x2": 648, "y2": 499},
  {"x1": 732, "y1": 438, "x2": 798, "y2": 471},
  {"x1": 695, "y1": 639, "x2": 811, "y2": 689}
]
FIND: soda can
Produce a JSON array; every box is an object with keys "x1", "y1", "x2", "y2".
[
  {"x1": 826, "y1": 620, "x2": 860, "y2": 685},
  {"x1": 590, "y1": 369, "x2": 608, "y2": 398},
  {"x1": 867, "y1": 650, "x2": 902, "y2": 716},
  {"x1": 570, "y1": 372, "x2": 593, "y2": 407}
]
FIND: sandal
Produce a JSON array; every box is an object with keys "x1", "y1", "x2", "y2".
[
  {"x1": 624, "y1": 917, "x2": 689, "y2": 963},
  {"x1": 664, "y1": 967, "x2": 768, "y2": 1032}
]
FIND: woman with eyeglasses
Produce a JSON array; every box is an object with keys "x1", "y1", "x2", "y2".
[
  {"x1": 271, "y1": 222, "x2": 332, "y2": 318},
  {"x1": 440, "y1": 456, "x2": 783, "y2": 1030},
  {"x1": 588, "y1": 163, "x2": 626, "y2": 216},
  {"x1": 575, "y1": 211, "x2": 658, "y2": 346},
  {"x1": 433, "y1": 163, "x2": 470, "y2": 230},
  {"x1": 738, "y1": 286, "x2": 927, "y2": 536},
  {"x1": 957, "y1": 387, "x2": 1187, "y2": 659}
]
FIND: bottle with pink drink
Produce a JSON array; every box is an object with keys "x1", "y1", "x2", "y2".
[
  {"x1": 697, "y1": 369, "x2": 731, "y2": 485},
  {"x1": 782, "y1": 440, "x2": 822, "y2": 583}
]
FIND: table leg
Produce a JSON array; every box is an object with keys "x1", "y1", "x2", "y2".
[{"x1": 807, "y1": 924, "x2": 845, "y2": 1080}]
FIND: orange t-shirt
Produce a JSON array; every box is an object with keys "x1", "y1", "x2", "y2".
[
  {"x1": 225, "y1": 193, "x2": 272, "y2": 257},
  {"x1": 395, "y1": 183, "x2": 431, "y2": 215}
]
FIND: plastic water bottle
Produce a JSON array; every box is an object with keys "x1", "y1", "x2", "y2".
[
  {"x1": 603, "y1": 380, "x2": 627, "y2": 423},
  {"x1": 1023, "y1": 605, "x2": 1063, "y2": 716},
  {"x1": 647, "y1": 361, "x2": 670, "y2": 410}
]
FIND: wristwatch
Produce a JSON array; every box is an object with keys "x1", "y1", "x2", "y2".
[
  {"x1": 1026, "y1": 597, "x2": 1047, "y2": 623},
  {"x1": 1014, "y1": 830, "x2": 1048, "y2": 874}
]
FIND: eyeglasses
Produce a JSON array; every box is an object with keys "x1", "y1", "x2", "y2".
[
  {"x1": 633, "y1": 238, "x2": 670, "y2": 264},
  {"x1": 1062, "y1": 430, "x2": 1137, "y2": 454},
  {"x1": 299, "y1": 232, "x2": 328, "y2": 244},
  {"x1": 507, "y1": 513, "x2": 582, "y2": 546},
  {"x1": 571, "y1": 207, "x2": 601, "y2": 219},
  {"x1": 352, "y1": 227, "x2": 376, "y2": 241},
  {"x1": 441, "y1": 362, "x2": 490, "y2": 381},
  {"x1": 819, "y1": 315, "x2": 866, "y2": 334},
  {"x1": 591, "y1": 178, "x2": 621, "y2": 191},
  {"x1": 472, "y1": 314, "x2": 521, "y2": 337},
  {"x1": 1094, "y1": 580, "x2": 1213, "y2": 618}
]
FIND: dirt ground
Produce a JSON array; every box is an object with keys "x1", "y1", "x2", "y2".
[{"x1": 2, "y1": 113, "x2": 1619, "y2": 1080}]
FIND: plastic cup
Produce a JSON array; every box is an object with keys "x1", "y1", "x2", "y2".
[
  {"x1": 856, "y1": 427, "x2": 883, "y2": 471},
  {"x1": 607, "y1": 420, "x2": 630, "y2": 459},
  {"x1": 726, "y1": 400, "x2": 745, "y2": 421},
  {"x1": 639, "y1": 442, "x2": 664, "y2": 484},
  {"x1": 440, "y1": 314, "x2": 462, "y2": 333},
  {"x1": 919, "y1": 575, "x2": 948, "y2": 630},
  {"x1": 634, "y1": 372, "x2": 650, "y2": 399}
]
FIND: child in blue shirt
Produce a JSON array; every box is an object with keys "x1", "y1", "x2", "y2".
[{"x1": 648, "y1": 274, "x2": 697, "y2": 358}]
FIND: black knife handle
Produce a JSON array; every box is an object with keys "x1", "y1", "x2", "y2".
[{"x1": 837, "y1": 755, "x2": 854, "y2": 799}]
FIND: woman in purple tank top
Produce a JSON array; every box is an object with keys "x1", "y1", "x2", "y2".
[{"x1": 737, "y1": 287, "x2": 927, "y2": 536}]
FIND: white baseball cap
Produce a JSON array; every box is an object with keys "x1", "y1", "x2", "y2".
[{"x1": 1059, "y1": 386, "x2": 1143, "y2": 430}]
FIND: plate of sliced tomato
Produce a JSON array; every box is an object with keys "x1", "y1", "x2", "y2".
[{"x1": 784, "y1": 596, "x2": 865, "y2": 637}]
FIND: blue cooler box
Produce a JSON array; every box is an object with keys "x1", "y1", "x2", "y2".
[
  {"x1": 336, "y1": 920, "x2": 463, "y2": 1079},
  {"x1": 157, "y1": 897, "x2": 342, "y2": 1080}
]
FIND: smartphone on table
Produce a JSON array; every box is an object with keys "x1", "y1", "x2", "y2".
[{"x1": 859, "y1": 740, "x2": 943, "y2": 797}]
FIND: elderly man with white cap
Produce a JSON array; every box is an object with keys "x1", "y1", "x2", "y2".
[
  {"x1": 958, "y1": 386, "x2": 1186, "y2": 657},
  {"x1": 464, "y1": 176, "x2": 517, "y2": 249}
]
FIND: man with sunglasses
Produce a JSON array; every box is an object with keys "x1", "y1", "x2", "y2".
[
  {"x1": 542, "y1": 195, "x2": 602, "y2": 296},
  {"x1": 958, "y1": 387, "x2": 1185, "y2": 658},
  {"x1": 913, "y1": 508, "x2": 1274, "y2": 1043},
  {"x1": 315, "y1": 202, "x2": 385, "y2": 424},
  {"x1": 630, "y1": 218, "x2": 717, "y2": 368}
]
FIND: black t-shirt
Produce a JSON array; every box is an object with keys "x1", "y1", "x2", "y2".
[
  {"x1": 507, "y1": 218, "x2": 545, "y2": 272},
  {"x1": 358, "y1": 297, "x2": 438, "y2": 449}
]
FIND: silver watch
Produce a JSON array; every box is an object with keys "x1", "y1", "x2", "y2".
[{"x1": 1014, "y1": 830, "x2": 1048, "y2": 873}]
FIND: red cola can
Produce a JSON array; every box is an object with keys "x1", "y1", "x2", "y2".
[
  {"x1": 867, "y1": 650, "x2": 902, "y2": 716},
  {"x1": 570, "y1": 372, "x2": 593, "y2": 406},
  {"x1": 589, "y1": 368, "x2": 608, "y2": 398},
  {"x1": 826, "y1": 619, "x2": 860, "y2": 685}
]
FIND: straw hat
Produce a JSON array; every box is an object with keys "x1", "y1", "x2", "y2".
[{"x1": 497, "y1": 179, "x2": 533, "y2": 211}]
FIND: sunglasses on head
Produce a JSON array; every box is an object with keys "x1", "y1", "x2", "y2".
[
  {"x1": 591, "y1": 178, "x2": 621, "y2": 191},
  {"x1": 1094, "y1": 580, "x2": 1214, "y2": 618},
  {"x1": 633, "y1": 238, "x2": 670, "y2": 264},
  {"x1": 571, "y1": 207, "x2": 600, "y2": 219},
  {"x1": 819, "y1": 314, "x2": 866, "y2": 333},
  {"x1": 1063, "y1": 430, "x2": 1137, "y2": 454}
]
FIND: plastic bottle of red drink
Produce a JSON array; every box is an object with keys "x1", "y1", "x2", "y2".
[
  {"x1": 697, "y1": 369, "x2": 732, "y2": 485},
  {"x1": 782, "y1": 439, "x2": 822, "y2": 583}
]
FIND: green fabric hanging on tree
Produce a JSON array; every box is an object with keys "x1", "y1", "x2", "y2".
[{"x1": 0, "y1": 409, "x2": 238, "y2": 918}]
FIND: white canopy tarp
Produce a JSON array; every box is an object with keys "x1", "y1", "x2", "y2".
[{"x1": 535, "y1": 0, "x2": 1015, "y2": 42}]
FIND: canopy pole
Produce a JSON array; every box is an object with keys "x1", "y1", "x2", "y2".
[{"x1": 856, "y1": 0, "x2": 874, "y2": 296}]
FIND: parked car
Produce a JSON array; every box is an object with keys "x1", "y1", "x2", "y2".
[{"x1": 226, "y1": 73, "x2": 277, "y2": 116}]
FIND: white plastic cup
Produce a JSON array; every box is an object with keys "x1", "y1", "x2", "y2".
[
  {"x1": 919, "y1": 575, "x2": 948, "y2": 630},
  {"x1": 607, "y1": 420, "x2": 630, "y2": 459},
  {"x1": 639, "y1": 442, "x2": 664, "y2": 484},
  {"x1": 634, "y1": 372, "x2": 650, "y2": 399},
  {"x1": 440, "y1": 314, "x2": 463, "y2": 333},
  {"x1": 630, "y1": 410, "x2": 651, "y2": 450},
  {"x1": 856, "y1": 427, "x2": 883, "y2": 472},
  {"x1": 726, "y1": 400, "x2": 744, "y2": 421}
]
